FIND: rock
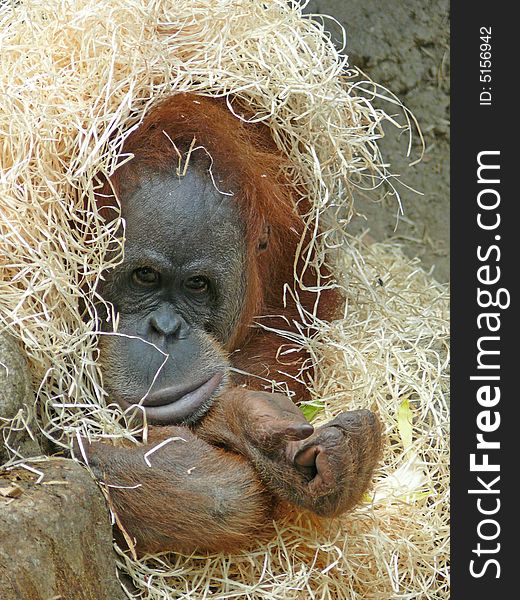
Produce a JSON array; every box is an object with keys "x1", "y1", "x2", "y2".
[
  {"x1": 0, "y1": 332, "x2": 41, "y2": 463},
  {"x1": 0, "y1": 459, "x2": 125, "y2": 599},
  {"x1": 0, "y1": 332, "x2": 34, "y2": 419}
]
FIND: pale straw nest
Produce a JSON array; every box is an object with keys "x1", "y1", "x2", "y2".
[{"x1": 0, "y1": 1, "x2": 449, "y2": 597}]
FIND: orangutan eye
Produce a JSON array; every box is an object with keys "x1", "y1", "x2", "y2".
[
  {"x1": 184, "y1": 275, "x2": 209, "y2": 294},
  {"x1": 132, "y1": 267, "x2": 160, "y2": 287}
]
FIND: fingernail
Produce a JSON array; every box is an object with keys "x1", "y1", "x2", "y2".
[{"x1": 287, "y1": 423, "x2": 314, "y2": 438}]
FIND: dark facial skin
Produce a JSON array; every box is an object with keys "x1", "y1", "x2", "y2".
[{"x1": 96, "y1": 166, "x2": 247, "y2": 424}]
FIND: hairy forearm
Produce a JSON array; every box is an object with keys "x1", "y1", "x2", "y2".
[
  {"x1": 194, "y1": 388, "x2": 249, "y2": 453},
  {"x1": 196, "y1": 391, "x2": 382, "y2": 518},
  {"x1": 79, "y1": 425, "x2": 274, "y2": 555}
]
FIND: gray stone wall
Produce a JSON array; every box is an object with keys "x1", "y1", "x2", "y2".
[{"x1": 306, "y1": 0, "x2": 450, "y2": 282}]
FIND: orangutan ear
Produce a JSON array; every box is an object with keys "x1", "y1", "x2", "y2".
[{"x1": 257, "y1": 223, "x2": 271, "y2": 254}]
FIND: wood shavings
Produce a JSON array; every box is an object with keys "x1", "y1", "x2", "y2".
[{"x1": 0, "y1": 483, "x2": 23, "y2": 498}]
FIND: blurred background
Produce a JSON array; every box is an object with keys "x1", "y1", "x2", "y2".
[{"x1": 306, "y1": 0, "x2": 450, "y2": 283}]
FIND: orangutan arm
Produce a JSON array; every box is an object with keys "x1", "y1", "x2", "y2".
[
  {"x1": 196, "y1": 387, "x2": 382, "y2": 518},
  {"x1": 76, "y1": 425, "x2": 274, "y2": 555}
]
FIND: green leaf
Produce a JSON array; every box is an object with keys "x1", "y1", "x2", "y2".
[
  {"x1": 397, "y1": 398, "x2": 413, "y2": 450},
  {"x1": 408, "y1": 490, "x2": 431, "y2": 501},
  {"x1": 362, "y1": 492, "x2": 374, "y2": 504},
  {"x1": 300, "y1": 401, "x2": 325, "y2": 422}
]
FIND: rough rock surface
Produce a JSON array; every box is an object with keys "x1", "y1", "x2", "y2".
[
  {"x1": 307, "y1": 0, "x2": 450, "y2": 282},
  {"x1": 1, "y1": 335, "x2": 123, "y2": 598},
  {"x1": 0, "y1": 459, "x2": 125, "y2": 600},
  {"x1": 0, "y1": 333, "x2": 41, "y2": 462}
]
